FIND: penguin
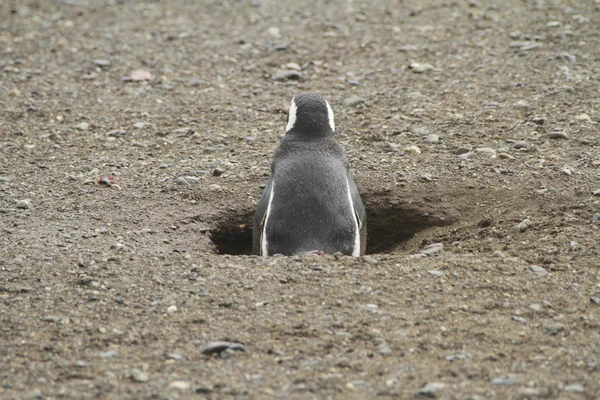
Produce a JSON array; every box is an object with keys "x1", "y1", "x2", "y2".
[{"x1": 252, "y1": 92, "x2": 366, "y2": 257}]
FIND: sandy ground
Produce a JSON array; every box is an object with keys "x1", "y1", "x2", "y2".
[{"x1": 1, "y1": 0, "x2": 600, "y2": 399}]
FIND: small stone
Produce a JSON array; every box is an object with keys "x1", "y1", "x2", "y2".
[
  {"x1": 131, "y1": 69, "x2": 152, "y2": 81},
  {"x1": 379, "y1": 344, "x2": 392, "y2": 356},
  {"x1": 474, "y1": 147, "x2": 496, "y2": 155},
  {"x1": 75, "y1": 122, "x2": 89, "y2": 131},
  {"x1": 490, "y1": 377, "x2": 517, "y2": 386},
  {"x1": 518, "y1": 388, "x2": 541, "y2": 397},
  {"x1": 513, "y1": 141, "x2": 528, "y2": 149},
  {"x1": 592, "y1": 189, "x2": 600, "y2": 197},
  {"x1": 418, "y1": 382, "x2": 446, "y2": 397},
  {"x1": 267, "y1": 26, "x2": 281, "y2": 37},
  {"x1": 93, "y1": 59, "x2": 111, "y2": 67},
  {"x1": 409, "y1": 63, "x2": 435, "y2": 73},
  {"x1": 527, "y1": 265, "x2": 547, "y2": 277},
  {"x1": 498, "y1": 153, "x2": 514, "y2": 160},
  {"x1": 532, "y1": 117, "x2": 545, "y2": 125},
  {"x1": 424, "y1": 134, "x2": 439, "y2": 143},
  {"x1": 174, "y1": 177, "x2": 189, "y2": 186},
  {"x1": 548, "y1": 131, "x2": 568, "y2": 139},
  {"x1": 404, "y1": 145, "x2": 421, "y2": 154},
  {"x1": 517, "y1": 218, "x2": 532, "y2": 232},
  {"x1": 574, "y1": 113, "x2": 592, "y2": 122},
  {"x1": 16, "y1": 199, "x2": 31, "y2": 209},
  {"x1": 515, "y1": 100, "x2": 531, "y2": 108},
  {"x1": 593, "y1": 212, "x2": 600, "y2": 221},
  {"x1": 208, "y1": 184, "x2": 221, "y2": 191},
  {"x1": 212, "y1": 168, "x2": 225, "y2": 177},
  {"x1": 564, "y1": 383, "x2": 585, "y2": 393},
  {"x1": 422, "y1": 243, "x2": 443, "y2": 255},
  {"x1": 202, "y1": 341, "x2": 245, "y2": 355},
  {"x1": 100, "y1": 350, "x2": 117, "y2": 358},
  {"x1": 271, "y1": 69, "x2": 301, "y2": 81},
  {"x1": 133, "y1": 122, "x2": 146, "y2": 129},
  {"x1": 27, "y1": 389, "x2": 43, "y2": 399},
  {"x1": 445, "y1": 352, "x2": 471, "y2": 361},
  {"x1": 362, "y1": 255, "x2": 378, "y2": 264},
  {"x1": 529, "y1": 303, "x2": 543, "y2": 312},
  {"x1": 167, "y1": 305, "x2": 177, "y2": 313},
  {"x1": 427, "y1": 270, "x2": 444, "y2": 277},
  {"x1": 546, "y1": 322, "x2": 564, "y2": 335},
  {"x1": 169, "y1": 381, "x2": 191, "y2": 390},
  {"x1": 511, "y1": 316, "x2": 528, "y2": 324},
  {"x1": 454, "y1": 147, "x2": 470, "y2": 155},
  {"x1": 343, "y1": 97, "x2": 365, "y2": 107},
  {"x1": 0, "y1": 177, "x2": 10, "y2": 183},
  {"x1": 569, "y1": 241, "x2": 579, "y2": 251},
  {"x1": 590, "y1": 297, "x2": 600, "y2": 305},
  {"x1": 130, "y1": 368, "x2": 148, "y2": 382}
]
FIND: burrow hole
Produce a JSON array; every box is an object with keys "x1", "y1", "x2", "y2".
[{"x1": 209, "y1": 193, "x2": 456, "y2": 256}]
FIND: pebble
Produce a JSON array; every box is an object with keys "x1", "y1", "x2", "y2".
[
  {"x1": 511, "y1": 316, "x2": 528, "y2": 324},
  {"x1": 100, "y1": 350, "x2": 117, "y2": 358},
  {"x1": 169, "y1": 381, "x2": 191, "y2": 390},
  {"x1": 202, "y1": 341, "x2": 245, "y2": 355},
  {"x1": 75, "y1": 122, "x2": 89, "y2": 131},
  {"x1": 532, "y1": 117, "x2": 545, "y2": 125},
  {"x1": 518, "y1": 388, "x2": 541, "y2": 397},
  {"x1": 133, "y1": 122, "x2": 146, "y2": 129},
  {"x1": 175, "y1": 177, "x2": 189, "y2": 186},
  {"x1": 409, "y1": 63, "x2": 435, "y2": 73},
  {"x1": 517, "y1": 218, "x2": 532, "y2": 232},
  {"x1": 424, "y1": 134, "x2": 439, "y2": 143},
  {"x1": 513, "y1": 141, "x2": 528, "y2": 149},
  {"x1": 0, "y1": 177, "x2": 10, "y2": 183},
  {"x1": 418, "y1": 382, "x2": 446, "y2": 397},
  {"x1": 490, "y1": 377, "x2": 517, "y2": 386},
  {"x1": 362, "y1": 255, "x2": 378, "y2": 264},
  {"x1": 445, "y1": 352, "x2": 471, "y2": 361},
  {"x1": 590, "y1": 297, "x2": 600, "y2": 305},
  {"x1": 378, "y1": 344, "x2": 392, "y2": 356},
  {"x1": 548, "y1": 131, "x2": 568, "y2": 139},
  {"x1": 474, "y1": 147, "x2": 496, "y2": 155},
  {"x1": 167, "y1": 305, "x2": 177, "y2": 313},
  {"x1": 454, "y1": 147, "x2": 470, "y2": 155},
  {"x1": 498, "y1": 153, "x2": 515, "y2": 160},
  {"x1": 427, "y1": 270, "x2": 444, "y2": 277},
  {"x1": 574, "y1": 113, "x2": 592, "y2": 122},
  {"x1": 546, "y1": 322, "x2": 564, "y2": 335},
  {"x1": 515, "y1": 100, "x2": 531, "y2": 108},
  {"x1": 593, "y1": 212, "x2": 600, "y2": 221},
  {"x1": 527, "y1": 265, "x2": 547, "y2": 277},
  {"x1": 208, "y1": 184, "x2": 221, "y2": 191},
  {"x1": 130, "y1": 368, "x2": 149, "y2": 382},
  {"x1": 592, "y1": 189, "x2": 600, "y2": 197},
  {"x1": 16, "y1": 199, "x2": 31, "y2": 209},
  {"x1": 343, "y1": 97, "x2": 365, "y2": 107},
  {"x1": 564, "y1": 383, "x2": 584, "y2": 393},
  {"x1": 213, "y1": 168, "x2": 225, "y2": 177},
  {"x1": 267, "y1": 26, "x2": 281, "y2": 37},
  {"x1": 271, "y1": 70, "x2": 301, "y2": 81},
  {"x1": 93, "y1": 59, "x2": 111, "y2": 67},
  {"x1": 404, "y1": 145, "x2": 421, "y2": 154},
  {"x1": 422, "y1": 243, "x2": 443, "y2": 255},
  {"x1": 27, "y1": 389, "x2": 43, "y2": 399}
]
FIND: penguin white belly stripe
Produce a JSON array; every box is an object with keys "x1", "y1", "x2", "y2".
[
  {"x1": 345, "y1": 176, "x2": 361, "y2": 257},
  {"x1": 261, "y1": 183, "x2": 275, "y2": 257}
]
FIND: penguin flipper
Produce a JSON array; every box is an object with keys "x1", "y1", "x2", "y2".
[
  {"x1": 348, "y1": 175, "x2": 367, "y2": 255},
  {"x1": 252, "y1": 176, "x2": 274, "y2": 255}
]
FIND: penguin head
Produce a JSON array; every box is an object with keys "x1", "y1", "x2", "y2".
[{"x1": 285, "y1": 92, "x2": 335, "y2": 136}]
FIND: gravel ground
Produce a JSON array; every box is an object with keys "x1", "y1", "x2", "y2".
[{"x1": 1, "y1": 0, "x2": 600, "y2": 399}]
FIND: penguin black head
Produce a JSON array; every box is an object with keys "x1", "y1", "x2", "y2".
[{"x1": 286, "y1": 92, "x2": 335, "y2": 136}]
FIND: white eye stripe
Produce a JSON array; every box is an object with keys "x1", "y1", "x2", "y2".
[
  {"x1": 285, "y1": 99, "x2": 297, "y2": 132},
  {"x1": 326, "y1": 101, "x2": 335, "y2": 132}
]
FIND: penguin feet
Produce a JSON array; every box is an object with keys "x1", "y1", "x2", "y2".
[{"x1": 300, "y1": 250, "x2": 325, "y2": 256}]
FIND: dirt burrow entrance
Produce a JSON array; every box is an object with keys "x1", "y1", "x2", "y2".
[{"x1": 206, "y1": 187, "x2": 461, "y2": 256}]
